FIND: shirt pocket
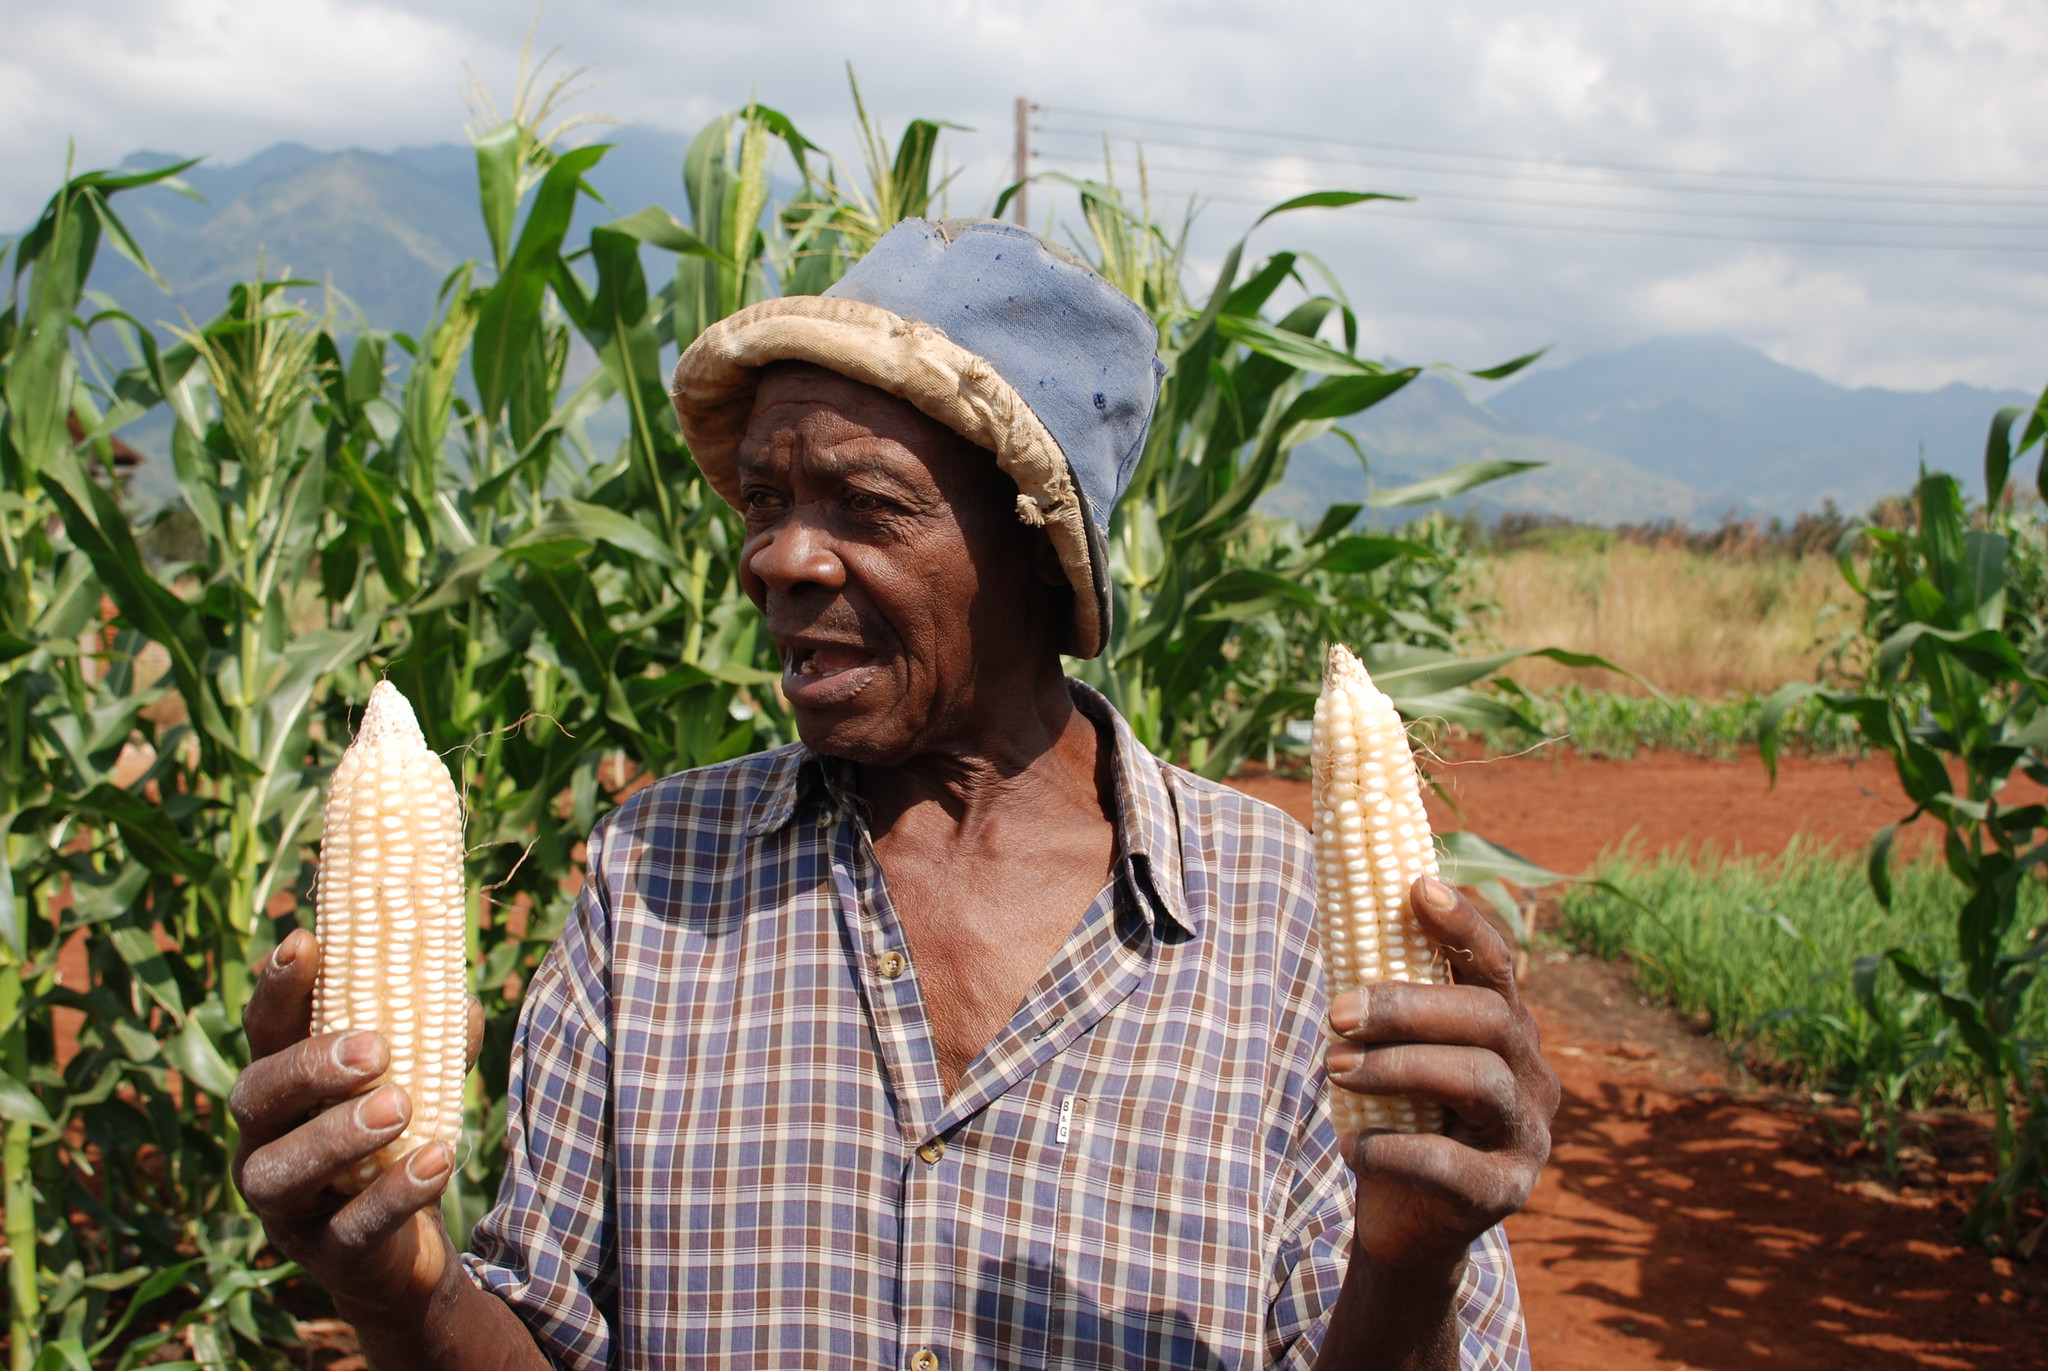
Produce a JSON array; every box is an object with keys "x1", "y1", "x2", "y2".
[{"x1": 1050, "y1": 1097, "x2": 1267, "y2": 1369}]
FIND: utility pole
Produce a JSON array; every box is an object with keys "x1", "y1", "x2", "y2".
[{"x1": 1014, "y1": 96, "x2": 1030, "y2": 226}]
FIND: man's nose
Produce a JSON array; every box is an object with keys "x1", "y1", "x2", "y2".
[{"x1": 746, "y1": 511, "x2": 845, "y2": 594}]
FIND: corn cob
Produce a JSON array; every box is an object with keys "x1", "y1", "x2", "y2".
[
  {"x1": 313, "y1": 681, "x2": 468, "y2": 1191},
  {"x1": 1313, "y1": 642, "x2": 1450, "y2": 1135}
]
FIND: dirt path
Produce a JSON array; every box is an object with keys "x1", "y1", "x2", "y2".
[
  {"x1": 1230, "y1": 750, "x2": 2048, "y2": 1369},
  {"x1": 1513, "y1": 954, "x2": 2042, "y2": 1370}
]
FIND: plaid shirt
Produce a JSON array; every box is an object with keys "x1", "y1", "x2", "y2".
[{"x1": 465, "y1": 684, "x2": 1529, "y2": 1370}]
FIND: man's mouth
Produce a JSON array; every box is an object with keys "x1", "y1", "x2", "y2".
[
  {"x1": 788, "y1": 644, "x2": 869, "y2": 678},
  {"x1": 781, "y1": 641, "x2": 881, "y2": 706}
]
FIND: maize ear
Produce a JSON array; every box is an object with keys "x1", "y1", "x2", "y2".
[
  {"x1": 1312, "y1": 642, "x2": 1450, "y2": 1135},
  {"x1": 313, "y1": 681, "x2": 468, "y2": 1191}
]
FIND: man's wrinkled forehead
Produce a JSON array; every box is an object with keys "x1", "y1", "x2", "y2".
[{"x1": 738, "y1": 364, "x2": 972, "y2": 478}]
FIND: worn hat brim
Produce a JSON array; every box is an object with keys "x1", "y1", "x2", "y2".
[{"x1": 669, "y1": 295, "x2": 1107, "y2": 657}]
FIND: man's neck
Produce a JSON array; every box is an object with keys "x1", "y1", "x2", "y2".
[{"x1": 853, "y1": 674, "x2": 1113, "y2": 843}]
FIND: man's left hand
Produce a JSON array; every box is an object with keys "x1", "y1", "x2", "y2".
[{"x1": 1325, "y1": 874, "x2": 1559, "y2": 1275}]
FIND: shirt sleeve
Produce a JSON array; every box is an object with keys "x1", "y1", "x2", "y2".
[
  {"x1": 1263, "y1": 1098, "x2": 1532, "y2": 1371},
  {"x1": 462, "y1": 824, "x2": 619, "y2": 1370}
]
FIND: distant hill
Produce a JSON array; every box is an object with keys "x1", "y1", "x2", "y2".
[
  {"x1": 1263, "y1": 374, "x2": 1711, "y2": 528},
  {"x1": 74, "y1": 127, "x2": 694, "y2": 337},
  {"x1": 1263, "y1": 338, "x2": 2034, "y2": 528},
  {"x1": 1488, "y1": 335, "x2": 2030, "y2": 515}
]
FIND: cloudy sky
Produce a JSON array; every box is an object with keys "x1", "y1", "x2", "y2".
[{"x1": 3, "y1": 0, "x2": 2045, "y2": 391}]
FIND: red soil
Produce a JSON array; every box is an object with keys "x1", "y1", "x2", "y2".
[
  {"x1": 1230, "y1": 749, "x2": 2048, "y2": 1369},
  {"x1": 1231, "y1": 745, "x2": 2048, "y2": 875}
]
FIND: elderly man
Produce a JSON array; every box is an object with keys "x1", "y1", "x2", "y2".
[{"x1": 231, "y1": 219, "x2": 1556, "y2": 1370}]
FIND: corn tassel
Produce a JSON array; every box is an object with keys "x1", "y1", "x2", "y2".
[
  {"x1": 313, "y1": 681, "x2": 468, "y2": 1191},
  {"x1": 1313, "y1": 642, "x2": 1450, "y2": 1135}
]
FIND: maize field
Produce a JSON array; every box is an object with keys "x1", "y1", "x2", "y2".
[{"x1": 1, "y1": 54, "x2": 2044, "y2": 1371}]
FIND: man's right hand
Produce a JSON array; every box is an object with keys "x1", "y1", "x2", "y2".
[{"x1": 229, "y1": 928, "x2": 478, "y2": 1314}]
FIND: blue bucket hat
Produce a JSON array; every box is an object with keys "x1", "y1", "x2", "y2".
[{"x1": 669, "y1": 217, "x2": 1164, "y2": 658}]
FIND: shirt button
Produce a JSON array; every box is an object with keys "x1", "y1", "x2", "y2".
[
  {"x1": 877, "y1": 950, "x2": 906, "y2": 979},
  {"x1": 917, "y1": 1139, "x2": 946, "y2": 1165},
  {"x1": 909, "y1": 1351, "x2": 939, "y2": 1371}
]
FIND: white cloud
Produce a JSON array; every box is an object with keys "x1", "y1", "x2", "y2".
[{"x1": 1, "y1": 0, "x2": 2044, "y2": 391}]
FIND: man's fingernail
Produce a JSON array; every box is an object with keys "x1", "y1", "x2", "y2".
[
  {"x1": 271, "y1": 937, "x2": 299, "y2": 970},
  {"x1": 409, "y1": 1142, "x2": 453, "y2": 1182},
  {"x1": 1421, "y1": 876, "x2": 1455, "y2": 911},
  {"x1": 337, "y1": 1031, "x2": 382, "y2": 1075},
  {"x1": 1329, "y1": 987, "x2": 1368, "y2": 1033},
  {"x1": 1328, "y1": 1044, "x2": 1362, "y2": 1075},
  {"x1": 357, "y1": 1085, "x2": 407, "y2": 1130}
]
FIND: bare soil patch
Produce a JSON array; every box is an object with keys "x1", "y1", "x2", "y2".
[
  {"x1": 1231, "y1": 745, "x2": 2047, "y2": 875},
  {"x1": 1512, "y1": 951, "x2": 2043, "y2": 1370}
]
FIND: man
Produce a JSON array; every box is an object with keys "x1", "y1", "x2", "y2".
[{"x1": 231, "y1": 219, "x2": 1556, "y2": 1369}]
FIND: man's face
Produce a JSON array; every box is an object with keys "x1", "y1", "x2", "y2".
[{"x1": 734, "y1": 363, "x2": 1060, "y2": 763}]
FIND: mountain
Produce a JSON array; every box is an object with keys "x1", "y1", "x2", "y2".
[
  {"x1": 74, "y1": 127, "x2": 694, "y2": 338},
  {"x1": 1263, "y1": 374, "x2": 1710, "y2": 527},
  {"x1": 1487, "y1": 335, "x2": 2029, "y2": 514},
  {"x1": 21, "y1": 138, "x2": 2034, "y2": 524}
]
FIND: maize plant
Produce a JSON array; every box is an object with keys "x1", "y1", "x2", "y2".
[
  {"x1": 1048, "y1": 169, "x2": 1618, "y2": 780},
  {"x1": 1765, "y1": 390, "x2": 2048, "y2": 1247}
]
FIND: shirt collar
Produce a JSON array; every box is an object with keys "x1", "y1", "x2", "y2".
[
  {"x1": 739, "y1": 680, "x2": 1198, "y2": 941},
  {"x1": 1068, "y1": 680, "x2": 1196, "y2": 941}
]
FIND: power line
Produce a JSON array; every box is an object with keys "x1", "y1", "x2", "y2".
[
  {"x1": 1031, "y1": 124, "x2": 2048, "y2": 211},
  {"x1": 1031, "y1": 149, "x2": 2048, "y2": 233},
  {"x1": 1033, "y1": 101, "x2": 2048, "y2": 196},
  {"x1": 1089, "y1": 188, "x2": 2048, "y2": 254}
]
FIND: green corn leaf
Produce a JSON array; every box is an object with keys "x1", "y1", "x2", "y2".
[
  {"x1": 1252, "y1": 190, "x2": 1410, "y2": 227},
  {"x1": 30, "y1": 1339, "x2": 91, "y2": 1371},
  {"x1": 1390, "y1": 686, "x2": 1531, "y2": 732},
  {"x1": 413, "y1": 544, "x2": 506, "y2": 614},
  {"x1": 0, "y1": 1067, "x2": 54, "y2": 1127},
  {"x1": 85, "y1": 1261, "x2": 199, "y2": 1361},
  {"x1": 0, "y1": 811, "x2": 18, "y2": 959},
  {"x1": 163, "y1": 1014, "x2": 238, "y2": 1100},
  {"x1": 1370, "y1": 459, "x2": 1544, "y2": 509},
  {"x1": 1474, "y1": 878, "x2": 1528, "y2": 945},
  {"x1": 1313, "y1": 536, "x2": 1435, "y2": 575},
  {"x1": 42, "y1": 460, "x2": 240, "y2": 764},
  {"x1": 1282, "y1": 370, "x2": 1418, "y2": 426},
  {"x1": 1435, "y1": 831, "x2": 1571, "y2": 889},
  {"x1": 523, "y1": 500, "x2": 680, "y2": 569},
  {"x1": 1363, "y1": 642, "x2": 1652, "y2": 698},
  {"x1": 1758, "y1": 680, "x2": 1831, "y2": 780},
  {"x1": 473, "y1": 121, "x2": 520, "y2": 272},
  {"x1": 596, "y1": 205, "x2": 731, "y2": 265},
  {"x1": 473, "y1": 142, "x2": 608, "y2": 419},
  {"x1": 1466, "y1": 347, "x2": 1549, "y2": 382},
  {"x1": 1868, "y1": 822, "x2": 1902, "y2": 909},
  {"x1": 1213, "y1": 314, "x2": 1384, "y2": 377},
  {"x1": 1878, "y1": 622, "x2": 2032, "y2": 685},
  {"x1": 1985, "y1": 404, "x2": 2025, "y2": 504},
  {"x1": 1305, "y1": 503, "x2": 1363, "y2": 545},
  {"x1": 110, "y1": 925, "x2": 186, "y2": 1023}
]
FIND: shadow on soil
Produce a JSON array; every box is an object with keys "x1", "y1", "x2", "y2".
[{"x1": 1532, "y1": 1077, "x2": 2045, "y2": 1370}]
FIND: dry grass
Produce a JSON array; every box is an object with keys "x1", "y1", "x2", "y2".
[{"x1": 1479, "y1": 540, "x2": 1855, "y2": 696}]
